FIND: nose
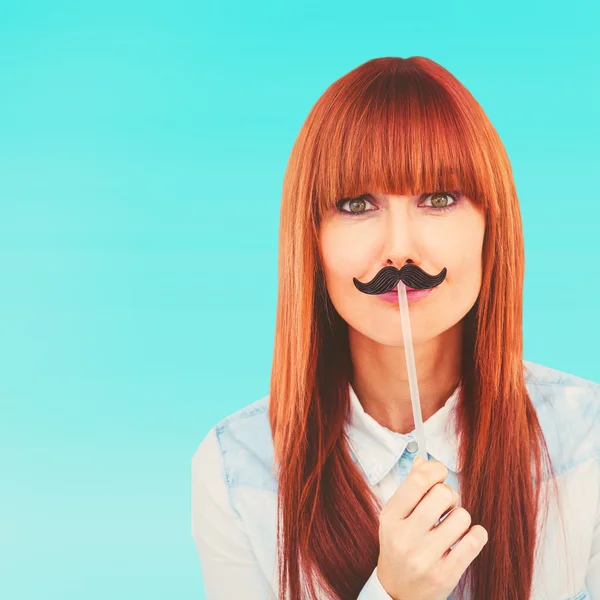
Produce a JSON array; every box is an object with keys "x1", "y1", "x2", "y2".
[{"x1": 379, "y1": 204, "x2": 419, "y2": 267}]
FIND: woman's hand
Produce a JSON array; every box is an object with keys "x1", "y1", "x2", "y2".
[{"x1": 376, "y1": 456, "x2": 488, "y2": 600}]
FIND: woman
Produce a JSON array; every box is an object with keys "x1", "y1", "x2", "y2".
[{"x1": 191, "y1": 56, "x2": 600, "y2": 600}]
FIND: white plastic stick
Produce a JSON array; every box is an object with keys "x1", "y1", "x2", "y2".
[{"x1": 396, "y1": 280, "x2": 428, "y2": 462}]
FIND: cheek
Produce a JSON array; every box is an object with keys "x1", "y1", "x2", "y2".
[
  {"x1": 319, "y1": 226, "x2": 374, "y2": 284},
  {"x1": 455, "y1": 233, "x2": 484, "y2": 282},
  {"x1": 448, "y1": 248, "x2": 481, "y2": 282},
  {"x1": 442, "y1": 240, "x2": 484, "y2": 310}
]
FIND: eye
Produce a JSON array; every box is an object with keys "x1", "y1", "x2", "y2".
[
  {"x1": 335, "y1": 194, "x2": 376, "y2": 216},
  {"x1": 421, "y1": 191, "x2": 462, "y2": 212}
]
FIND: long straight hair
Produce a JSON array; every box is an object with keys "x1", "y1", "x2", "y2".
[{"x1": 269, "y1": 56, "x2": 567, "y2": 600}]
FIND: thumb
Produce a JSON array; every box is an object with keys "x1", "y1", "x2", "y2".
[{"x1": 413, "y1": 455, "x2": 424, "y2": 468}]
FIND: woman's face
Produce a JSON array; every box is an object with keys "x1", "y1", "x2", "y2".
[{"x1": 318, "y1": 191, "x2": 486, "y2": 346}]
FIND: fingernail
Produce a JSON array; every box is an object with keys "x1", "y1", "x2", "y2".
[{"x1": 413, "y1": 456, "x2": 423, "y2": 467}]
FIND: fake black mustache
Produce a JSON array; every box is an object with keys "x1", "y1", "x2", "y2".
[{"x1": 353, "y1": 264, "x2": 447, "y2": 295}]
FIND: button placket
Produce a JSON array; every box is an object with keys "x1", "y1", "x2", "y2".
[{"x1": 406, "y1": 439, "x2": 418, "y2": 453}]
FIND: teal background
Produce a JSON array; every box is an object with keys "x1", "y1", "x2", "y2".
[{"x1": 0, "y1": 1, "x2": 598, "y2": 598}]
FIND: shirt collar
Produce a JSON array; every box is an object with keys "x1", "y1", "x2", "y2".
[{"x1": 344, "y1": 381, "x2": 462, "y2": 486}]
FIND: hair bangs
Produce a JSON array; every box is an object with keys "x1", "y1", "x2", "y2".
[{"x1": 311, "y1": 65, "x2": 494, "y2": 226}]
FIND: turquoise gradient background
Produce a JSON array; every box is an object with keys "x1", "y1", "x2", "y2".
[{"x1": 1, "y1": 1, "x2": 598, "y2": 598}]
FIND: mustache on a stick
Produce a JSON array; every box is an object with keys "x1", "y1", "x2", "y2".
[{"x1": 353, "y1": 264, "x2": 447, "y2": 295}]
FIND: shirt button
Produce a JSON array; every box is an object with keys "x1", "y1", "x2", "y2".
[{"x1": 406, "y1": 440, "x2": 418, "y2": 453}]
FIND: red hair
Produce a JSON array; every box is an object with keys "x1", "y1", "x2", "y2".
[{"x1": 269, "y1": 56, "x2": 568, "y2": 600}]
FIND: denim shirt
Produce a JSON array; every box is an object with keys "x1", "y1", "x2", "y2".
[{"x1": 191, "y1": 360, "x2": 600, "y2": 599}]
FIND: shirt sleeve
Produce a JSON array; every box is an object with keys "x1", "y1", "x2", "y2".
[
  {"x1": 191, "y1": 426, "x2": 276, "y2": 599},
  {"x1": 587, "y1": 495, "x2": 600, "y2": 599},
  {"x1": 357, "y1": 565, "x2": 394, "y2": 599},
  {"x1": 585, "y1": 386, "x2": 600, "y2": 598}
]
